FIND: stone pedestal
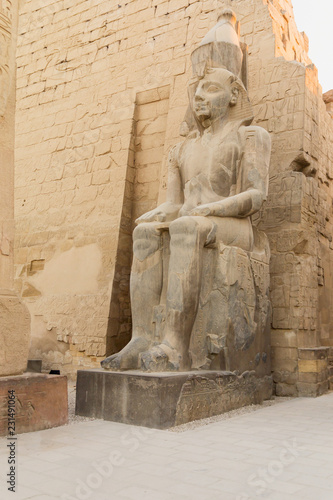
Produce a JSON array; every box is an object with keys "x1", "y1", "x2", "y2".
[
  {"x1": 0, "y1": 374, "x2": 68, "y2": 436},
  {"x1": 76, "y1": 369, "x2": 272, "y2": 429}
]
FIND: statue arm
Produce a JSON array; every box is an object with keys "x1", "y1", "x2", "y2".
[
  {"x1": 193, "y1": 188, "x2": 265, "y2": 218},
  {"x1": 136, "y1": 144, "x2": 183, "y2": 224},
  {"x1": 191, "y1": 126, "x2": 271, "y2": 218}
]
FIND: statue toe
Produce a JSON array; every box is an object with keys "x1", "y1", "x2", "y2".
[
  {"x1": 140, "y1": 346, "x2": 169, "y2": 372},
  {"x1": 100, "y1": 355, "x2": 121, "y2": 371},
  {"x1": 140, "y1": 344, "x2": 180, "y2": 372}
]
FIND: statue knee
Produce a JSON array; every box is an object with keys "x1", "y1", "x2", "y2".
[
  {"x1": 170, "y1": 216, "x2": 212, "y2": 242},
  {"x1": 133, "y1": 223, "x2": 161, "y2": 261},
  {"x1": 133, "y1": 223, "x2": 151, "y2": 240},
  {"x1": 169, "y1": 216, "x2": 198, "y2": 236}
]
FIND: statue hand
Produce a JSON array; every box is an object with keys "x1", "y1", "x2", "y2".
[
  {"x1": 135, "y1": 208, "x2": 166, "y2": 224},
  {"x1": 189, "y1": 204, "x2": 212, "y2": 217}
]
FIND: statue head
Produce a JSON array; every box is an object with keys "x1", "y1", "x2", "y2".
[
  {"x1": 192, "y1": 68, "x2": 239, "y2": 126},
  {"x1": 188, "y1": 67, "x2": 253, "y2": 132}
]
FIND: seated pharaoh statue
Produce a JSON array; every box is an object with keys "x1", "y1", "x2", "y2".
[{"x1": 102, "y1": 9, "x2": 271, "y2": 374}]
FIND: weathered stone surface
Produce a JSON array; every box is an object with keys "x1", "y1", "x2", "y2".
[
  {"x1": 0, "y1": 374, "x2": 68, "y2": 436},
  {"x1": 275, "y1": 382, "x2": 298, "y2": 398},
  {"x1": 328, "y1": 366, "x2": 333, "y2": 390},
  {"x1": 0, "y1": 292, "x2": 30, "y2": 377},
  {"x1": 13, "y1": 0, "x2": 333, "y2": 397},
  {"x1": 0, "y1": 1, "x2": 31, "y2": 378},
  {"x1": 76, "y1": 369, "x2": 272, "y2": 429},
  {"x1": 101, "y1": 9, "x2": 271, "y2": 376},
  {"x1": 323, "y1": 90, "x2": 333, "y2": 104},
  {"x1": 298, "y1": 347, "x2": 330, "y2": 360},
  {"x1": 295, "y1": 347, "x2": 329, "y2": 397},
  {"x1": 296, "y1": 381, "x2": 329, "y2": 398}
]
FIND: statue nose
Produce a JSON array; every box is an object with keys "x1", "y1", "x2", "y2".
[{"x1": 195, "y1": 91, "x2": 204, "y2": 102}]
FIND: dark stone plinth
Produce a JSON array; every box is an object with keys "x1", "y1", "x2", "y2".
[
  {"x1": 0, "y1": 373, "x2": 68, "y2": 436},
  {"x1": 76, "y1": 369, "x2": 273, "y2": 429}
]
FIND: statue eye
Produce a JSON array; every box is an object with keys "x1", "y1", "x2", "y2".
[{"x1": 206, "y1": 85, "x2": 220, "y2": 92}]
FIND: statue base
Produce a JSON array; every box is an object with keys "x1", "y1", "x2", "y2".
[
  {"x1": 75, "y1": 369, "x2": 273, "y2": 429},
  {"x1": 0, "y1": 373, "x2": 68, "y2": 436}
]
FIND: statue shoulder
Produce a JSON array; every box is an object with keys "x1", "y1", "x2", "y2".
[
  {"x1": 168, "y1": 142, "x2": 181, "y2": 161},
  {"x1": 168, "y1": 141, "x2": 184, "y2": 167},
  {"x1": 168, "y1": 133, "x2": 198, "y2": 164}
]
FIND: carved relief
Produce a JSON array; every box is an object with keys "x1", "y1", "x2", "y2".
[{"x1": 0, "y1": 0, "x2": 15, "y2": 115}]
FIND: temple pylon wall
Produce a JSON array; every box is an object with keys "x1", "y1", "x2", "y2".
[{"x1": 15, "y1": 0, "x2": 333, "y2": 393}]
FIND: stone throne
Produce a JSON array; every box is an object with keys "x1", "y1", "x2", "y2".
[{"x1": 76, "y1": 9, "x2": 273, "y2": 428}]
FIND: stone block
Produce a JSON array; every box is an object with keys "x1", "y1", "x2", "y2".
[
  {"x1": 297, "y1": 381, "x2": 329, "y2": 398},
  {"x1": 0, "y1": 291, "x2": 31, "y2": 377},
  {"x1": 270, "y1": 330, "x2": 297, "y2": 348},
  {"x1": 298, "y1": 359, "x2": 327, "y2": 373},
  {"x1": 273, "y1": 370, "x2": 297, "y2": 385},
  {"x1": 298, "y1": 370, "x2": 328, "y2": 384},
  {"x1": 297, "y1": 331, "x2": 321, "y2": 349},
  {"x1": 271, "y1": 357, "x2": 298, "y2": 373},
  {"x1": 0, "y1": 374, "x2": 68, "y2": 436},
  {"x1": 76, "y1": 369, "x2": 273, "y2": 429},
  {"x1": 298, "y1": 347, "x2": 329, "y2": 360},
  {"x1": 275, "y1": 382, "x2": 298, "y2": 397},
  {"x1": 272, "y1": 346, "x2": 298, "y2": 360}
]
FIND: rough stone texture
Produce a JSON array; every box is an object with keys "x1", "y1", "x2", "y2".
[
  {"x1": 0, "y1": 291, "x2": 30, "y2": 376},
  {"x1": 14, "y1": 0, "x2": 333, "y2": 393},
  {"x1": 232, "y1": 0, "x2": 333, "y2": 397},
  {"x1": 0, "y1": 374, "x2": 68, "y2": 436},
  {"x1": 329, "y1": 347, "x2": 333, "y2": 390},
  {"x1": 75, "y1": 369, "x2": 273, "y2": 429},
  {"x1": 323, "y1": 90, "x2": 333, "y2": 118},
  {"x1": 0, "y1": 0, "x2": 31, "y2": 377},
  {"x1": 296, "y1": 347, "x2": 329, "y2": 397},
  {"x1": 101, "y1": 10, "x2": 272, "y2": 376}
]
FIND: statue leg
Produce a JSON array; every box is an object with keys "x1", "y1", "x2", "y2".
[
  {"x1": 140, "y1": 216, "x2": 215, "y2": 371},
  {"x1": 101, "y1": 223, "x2": 163, "y2": 370}
]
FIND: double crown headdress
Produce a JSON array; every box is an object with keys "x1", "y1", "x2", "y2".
[{"x1": 183, "y1": 9, "x2": 254, "y2": 135}]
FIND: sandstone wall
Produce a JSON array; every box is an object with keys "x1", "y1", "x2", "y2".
[
  {"x1": 0, "y1": 0, "x2": 30, "y2": 377},
  {"x1": 15, "y1": 0, "x2": 333, "y2": 389}
]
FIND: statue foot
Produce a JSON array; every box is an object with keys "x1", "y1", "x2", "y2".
[
  {"x1": 140, "y1": 343, "x2": 181, "y2": 372},
  {"x1": 101, "y1": 337, "x2": 150, "y2": 371}
]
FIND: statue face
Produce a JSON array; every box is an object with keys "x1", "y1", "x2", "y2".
[{"x1": 193, "y1": 72, "x2": 235, "y2": 125}]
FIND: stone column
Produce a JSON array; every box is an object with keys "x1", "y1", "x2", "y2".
[{"x1": 0, "y1": 1, "x2": 30, "y2": 377}]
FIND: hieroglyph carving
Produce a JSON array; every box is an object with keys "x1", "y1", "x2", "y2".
[{"x1": 0, "y1": 0, "x2": 16, "y2": 115}]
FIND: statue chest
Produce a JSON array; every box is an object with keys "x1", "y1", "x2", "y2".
[{"x1": 179, "y1": 136, "x2": 241, "y2": 198}]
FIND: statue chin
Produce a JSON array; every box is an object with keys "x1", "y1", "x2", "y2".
[{"x1": 196, "y1": 112, "x2": 210, "y2": 122}]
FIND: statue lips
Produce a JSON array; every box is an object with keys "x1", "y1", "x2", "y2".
[{"x1": 194, "y1": 102, "x2": 210, "y2": 119}]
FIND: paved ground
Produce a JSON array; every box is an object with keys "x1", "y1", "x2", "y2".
[{"x1": 1, "y1": 392, "x2": 333, "y2": 500}]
